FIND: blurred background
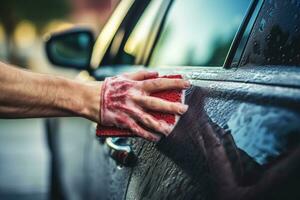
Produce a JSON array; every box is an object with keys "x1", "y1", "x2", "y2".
[{"x1": 0, "y1": 0, "x2": 119, "y2": 199}]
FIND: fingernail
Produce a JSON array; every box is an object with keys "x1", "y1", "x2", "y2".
[
  {"x1": 162, "y1": 125, "x2": 172, "y2": 135},
  {"x1": 166, "y1": 126, "x2": 173, "y2": 135},
  {"x1": 149, "y1": 71, "x2": 159, "y2": 76},
  {"x1": 184, "y1": 80, "x2": 191, "y2": 88},
  {"x1": 180, "y1": 105, "x2": 189, "y2": 114}
]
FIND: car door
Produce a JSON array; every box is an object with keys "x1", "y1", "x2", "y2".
[
  {"x1": 80, "y1": 1, "x2": 173, "y2": 200},
  {"x1": 113, "y1": 0, "x2": 300, "y2": 199}
]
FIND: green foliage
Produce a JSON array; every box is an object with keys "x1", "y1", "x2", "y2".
[
  {"x1": 0, "y1": 0, "x2": 71, "y2": 64},
  {"x1": 0, "y1": 0, "x2": 70, "y2": 30}
]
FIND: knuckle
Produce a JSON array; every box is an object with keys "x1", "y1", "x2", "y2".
[
  {"x1": 143, "y1": 115, "x2": 152, "y2": 125},
  {"x1": 138, "y1": 131, "x2": 147, "y2": 138},
  {"x1": 171, "y1": 103, "x2": 180, "y2": 113},
  {"x1": 144, "y1": 134, "x2": 151, "y2": 140},
  {"x1": 136, "y1": 81, "x2": 144, "y2": 90},
  {"x1": 175, "y1": 79, "x2": 184, "y2": 86},
  {"x1": 149, "y1": 98, "x2": 157, "y2": 107},
  {"x1": 141, "y1": 80, "x2": 148, "y2": 89},
  {"x1": 142, "y1": 96, "x2": 150, "y2": 104},
  {"x1": 128, "y1": 108, "x2": 139, "y2": 116},
  {"x1": 157, "y1": 78, "x2": 164, "y2": 85},
  {"x1": 140, "y1": 70, "x2": 148, "y2": 74},
  {"x1": 143, "y1": 134, "x2": 154, "y2": 141},
  {"x1": 154, "y1": 99, "x2": 164, "y2": 110},
  {"x1": 122, "y1": 73, "x2": 130, "y2": 78},
  {"x1": 129, "y1": 93, "x2": 138, "y2": 101},
  {"x1": 130, "y1": 125, "x2": 140, "y2": 134},
  {"x1": 152, "y1": 79, "x2": 161, "y2": 88},
  {"x1": 141, "y1": 71, "x2": 149, "y2": 79},
  {"x1": 143, "y1": 97, "x2": 151, "y2": 105},
  {"x1": 156, "y1": 78, "x2": 164, "y2": 82}
]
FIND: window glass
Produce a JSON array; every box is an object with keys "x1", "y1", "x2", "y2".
[
  {"x1": 92, "y1": 0, "x2": 135, "y2": 68},
  {"x1": 117, "y1": 0, "x2": 164, "y2": 65},
  {"x1": 149, "y1": 0, "x2": 251, "y2": 67},
  {"x1": 231, "y1": 0, "x2": 264, "y2": 67},
  {"x1": 239, "y1": 0, "x2": 300, "y2": 66}
]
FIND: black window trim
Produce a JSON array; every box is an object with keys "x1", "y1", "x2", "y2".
[
  {"x1": 99, "y1": 0, "x2": 152, "y2": 66},
  {"x1": 141, "y1": 0, "x2": 174, "y2": 66},
  {"x1": 224, "y1": 0, "x2": 264, "y2": 68},
  {"x1": 99, "y1": 0, "x2": 172, "y2": 67}
]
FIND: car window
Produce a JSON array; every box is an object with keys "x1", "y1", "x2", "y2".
[
  {"x1": 239, "y1": 0, "x2": 300, "y2": 66},
  {"x1": 91, "y1": 0, "x2": 135, "y2": 68},
  {"x1": 148, "y1": 0, "x2": 251, "y2": 67},
  {"x1": 112, "y1": 0, "x2": 165, "y2": 65},
  {"x1": 122, "y1": 0, "x2": 164, "y2": 64}
]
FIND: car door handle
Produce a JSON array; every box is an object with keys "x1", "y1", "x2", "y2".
[{"x1": 105, "y1": 138, "x2": 137, "y2": 167}]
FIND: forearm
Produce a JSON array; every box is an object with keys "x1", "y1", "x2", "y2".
[
  {"x1": 0, "y1": 62, "x2": 101, "y2": 122},
  {"x1": 0, "y1": 64, "x2": 190, "y2": 140}
]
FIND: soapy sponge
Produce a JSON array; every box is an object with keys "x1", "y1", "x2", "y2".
[{"x1": 96, "y1": 75, "x2": 185, "y2": 137}]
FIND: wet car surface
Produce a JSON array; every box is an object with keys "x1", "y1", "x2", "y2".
[{"x1": 45, "y1": 0, "x2": 300, "y2": 199}]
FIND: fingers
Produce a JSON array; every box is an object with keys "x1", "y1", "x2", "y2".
[
  {"x1": 119, "y1": 115, "x2": 161, "y2": 142},
  {"x1": 132, "y1": 109, "x2": 172, "y2": 136},
  {"x1": 116, "y1": 105, "x2": 171, "y2": 136},
  {"x1": 142, "y1": 78, "x2": 190, "y2": 92},
  {"x1": 124, "y1": 71, "x2": 158, "y2": 81},
  {"x1": 131, "y1": 125, "x2": 161, "y2": 142},
  {"x1": 133, "y1": 95, "x2": 189, "y2": 115}
]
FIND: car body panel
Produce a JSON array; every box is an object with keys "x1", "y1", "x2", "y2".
[
  {"x1": 125, "y1": 67, "x2": 300, "y2": 199},
  {"x1": 123, "y1": 0, "x2": 300, "y2": 199}
]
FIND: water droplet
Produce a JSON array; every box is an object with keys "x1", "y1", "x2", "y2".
[
  {"x1": 267, "y1": 58, "x2": 271, "y2": 63},
  {"x1": 253, "y1": 41, "x2": 260, "y2": 55},
  {"x1": 259, "y1": 19, "x2": 267, "y2": 32},
  {"x1": 295, "y1": 14, "x2": 299, "y2": 19},
  {"x1": 266, "y1": 34, "x2": 272, "y2": 41}
]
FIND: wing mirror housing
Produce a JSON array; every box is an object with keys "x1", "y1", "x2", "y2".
[{"x1": 45, "y1": 27, "x2": 94, "y2": 70}]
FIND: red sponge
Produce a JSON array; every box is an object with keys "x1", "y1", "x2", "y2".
[{"x1": 96, "y1": 75, "x2": 185, "y2": 137}]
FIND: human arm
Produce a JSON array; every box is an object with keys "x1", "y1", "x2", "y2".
[
  {"x1": 0, "y1": 61, "x2": 189, "y2": 141},
  {"x1": 0, "y1": 61, "x2": 100, "y2": 121}
]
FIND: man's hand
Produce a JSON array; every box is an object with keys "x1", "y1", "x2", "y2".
[
  {"x1": 0, "y1": 62, "x2": 189, "y2": 141},
  {"x1": 100, "y1": 71, "x2": 190, "y2": 141}
]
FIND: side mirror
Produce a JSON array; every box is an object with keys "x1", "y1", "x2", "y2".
[{"x1": 45, "y1": 28, "x2": 94, "y2": 70}]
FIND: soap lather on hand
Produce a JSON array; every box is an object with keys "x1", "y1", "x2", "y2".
[{"x1": 98, "y1": 71, "x2": 190, "y2": 142}]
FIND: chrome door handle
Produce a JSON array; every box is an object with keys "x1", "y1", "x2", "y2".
[{"x1": 105, "y1": 138, "x2": 137, "y2": 167}]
